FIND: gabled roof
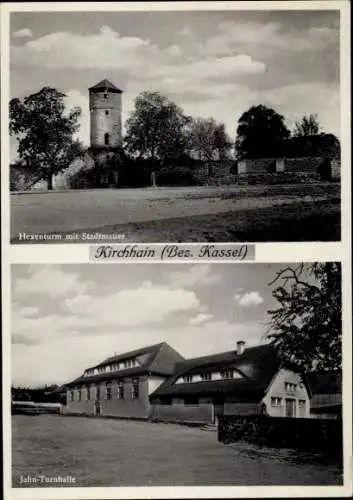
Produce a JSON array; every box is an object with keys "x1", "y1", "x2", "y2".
[
  {"x1": 89, "y1": 79, "x2": 122, "y2": 93},
  {"x1": 65, "y1": 342, "x2": 184, "y2": 387},
  {"x1": 150, "y1": 344, "x2": 281, "y2": 402}
]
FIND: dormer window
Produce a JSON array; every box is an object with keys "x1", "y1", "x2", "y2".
[
  {"x1": 220, "y1": 369, "x2": 235, "y2": 379},
  {"x1": 285, "y1": 382, "x2": 297, "y2": 393},
  {"x1": 183, "y1": 375, "x2": 193, "y2": 383},
  {"x1": 201, "y1": 372, "x2": 212, "y2": 381}
]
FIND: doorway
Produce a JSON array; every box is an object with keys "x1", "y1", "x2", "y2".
[
  {"x1": 212, "y1": 400, "x2": 224, "y2": 425},
  {"x1": 94, "y1": 401, "x2": 101, "y2": 416},
  {"x1": 285, "y1": 398, "x2": 296, "y2": 418}
]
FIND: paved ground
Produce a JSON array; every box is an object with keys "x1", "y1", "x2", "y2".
[
  {"x1": 10, "y1": 183, "x2": 340, "y2": 243},
  {"x1": 12, "y1": 415, "x2": 343, "y2": 487}
]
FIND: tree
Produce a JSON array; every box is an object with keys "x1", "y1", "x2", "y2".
[
  {"x1": 293, "y1": 113, "x2": 321, "y2": 137},
  {"x1": 10, "y1": 87, "x2": 83, "y2": 190},
  {"x1": 188, "y1": 117, "x2": 232, "y2": 161},
  {"x1": 235, "y1": 105, "x2": 290, "y2": 159},
  {"x1": 267, "y1": 263, "x2": 341, "y2": 373},
  {"x1": 288, "y1": 132, "x2": 340, "y2": 160},
  {"x1": 124, "y1": 91, "x2": 190, "y2": 166}
]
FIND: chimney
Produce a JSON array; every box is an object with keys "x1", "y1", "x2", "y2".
[{"x1": 236, "y1": 340, "x2": 245, "y2": 355}]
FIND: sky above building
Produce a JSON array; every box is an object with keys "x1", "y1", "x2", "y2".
[
  {"x1": 9, "y1": 9, "x2": 340, "y2": 160},
  {"x1": 11, "y1": 263, "x2": 313, "y2": 387}
]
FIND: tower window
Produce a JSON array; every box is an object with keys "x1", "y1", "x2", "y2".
[
  {"x1": 104, "y1": 133, "x2": 110, "y2": 146},
  {"x1": 105, "y1": 110, "x2": 109, "y2": 116}
]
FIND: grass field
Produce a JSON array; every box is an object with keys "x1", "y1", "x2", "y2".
[
  {"x1": 12, "y1": 415, "x2": 343, "y2": 487},
  {"x1": 11, "y1": 183, "x2": 340, "y2": 243}
]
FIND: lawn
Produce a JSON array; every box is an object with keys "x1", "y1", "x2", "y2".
[
  {"x1": 10, "y1": 183, "x2": 340, "y2": 243},
  {"x1": 12, "y1": 415, "x2": 343, "y2": 487}
]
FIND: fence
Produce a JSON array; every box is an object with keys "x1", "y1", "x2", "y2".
[{"x1": 218, "y1": 415, "x2": 342, "y2": 461}]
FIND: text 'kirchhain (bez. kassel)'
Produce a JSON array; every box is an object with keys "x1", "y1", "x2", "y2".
[{"x1": 90, "y1": 244, "x2": 254, "y2": 262}]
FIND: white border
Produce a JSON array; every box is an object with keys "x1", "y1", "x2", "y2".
[{"x1": 1, "y1": 1, "x2": 352, "y2": 499}]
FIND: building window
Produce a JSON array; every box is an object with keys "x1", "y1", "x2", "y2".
[
  {"x1": 105, "y1": 110, "x2": 109, "y2": 115},
  {"x1": 184, "y1": 396, "x2": 199, "y2": 406},
  {"x1": 77, "y1": 388, "x2": 82, "y2": 402},
  {"x1": 298, "y1": 399, "x2": 306, "y2": 408},
  {"x1": 96, "y1": 384, "x2": 101, "y2": 401},
  {"x1": 220, "y1": 369, "x2": 235, "y2": 379},
  {"x1": 70, "y1": 390, "x2": 74, "y2": 401},
  {"x1": 104, "y1": 133, "x2": 110, "y2": 146},
  {"x1": 104, "y1": 92, "x2": 108, "y2": 99},
  {"x1": 285, "y1": 382, "x2": 297, "y2": 393},
  {"x1": 201, "y1": 372, "x2": 212, "y2": 381},
  {"x1": 183, "y1": 375, "x2": 193, "y2": 383},
  {"x1": 132, "y1": 378, "x2": 139, "y2": 399},
  {"x1": 87, "y1": 386, "x2": 91, "y2": 401},
  {"x1": 117, "y1": 381, "x2": 124, "y2": 400},
  {"x1": 106, "y1": 382, "x2": 112, "y2": 400},
  {"x1": 271, "y1": 397, "x2": 282, "y2": 406}
]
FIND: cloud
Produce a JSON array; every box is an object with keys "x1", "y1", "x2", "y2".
[
  {"x1": 188, "y1": 313, "x2": 214, "y2": 326},
  {"x1": 14, "y1": 266, "x2": 92, "y2": 298},
  {"x1": 12, "y1": 318, "x2": 264, "y2": 387},
  {"x1": 64, "y1": 282, "x2": 200, "y2": 328},
  {"x1": 11, "y1": 26, "x2": 165, "y2": 73},
  {"x1": 202, "y1": 21, "x2": 338, "y2": 56},
  {"x1": 11, "y1": 25, "x2": 265, "y2": 84},
  {"x1": 234, "y1": 291, "x2": 264, "y2": 308},
  {"x1": 13, "y1": 28, "x2": 33, "y2": 38},
  {"x1": 21, "y1": 306, "x2": 39, "y2": 317},
  {"x1": 11, "y1": 306, "x2": 90, "y2": 346},
  {"x1": 180, "y1": 26, "x2": 193, "y2": 37},
  {"x1": 12, "y1": 283, "x2": 201, "y2": 348},
  {"x1": 166, "y1": 265, "x2": 221, "y2": 289},
  {"x1": 262, "y1": 82, "x2": 340, "y2": 137}
]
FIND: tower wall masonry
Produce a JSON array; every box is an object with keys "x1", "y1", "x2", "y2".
[{"x1": 89, "y1": 88, "x2": 122, "y2": 149}]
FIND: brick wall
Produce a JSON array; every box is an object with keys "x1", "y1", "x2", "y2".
[{"x1": 89, "y1": 90, "x2": 122, "y2": 148}]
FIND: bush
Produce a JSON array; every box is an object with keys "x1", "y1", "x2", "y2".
[
  {"x1": 218, "y1": 415, "x2": 342, "y2": 461},
  {"x1": 156, "y1": 166, "x2": 198, "y2": 186}
]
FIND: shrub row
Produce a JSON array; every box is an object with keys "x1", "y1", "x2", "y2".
[{"x1": 218, "y1": 415, "x2": 342, "y2": 461}]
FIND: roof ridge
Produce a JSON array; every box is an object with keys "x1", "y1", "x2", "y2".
[
  {"x1": 89, "y1": 79, "x2": 122, "y2": 93},
  {"x1": 96, "y1": 341, "x2": 166, "y2": 367},
  {"x1": 175, "y1": 344, "x2": 269, "y2": 365}
]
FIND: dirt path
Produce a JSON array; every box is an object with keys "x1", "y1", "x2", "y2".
[{"x1": 11, "y1": 184, "x2": 340, "y2": 242}]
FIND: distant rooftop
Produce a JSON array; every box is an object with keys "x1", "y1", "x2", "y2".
[{"x1": 89, "y1": 79, "x2": 122, "y2": 93}]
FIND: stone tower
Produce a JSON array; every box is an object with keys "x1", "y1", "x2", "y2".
[{"x1": 89, "y1": 79, "x2": 122, "y2": 150}]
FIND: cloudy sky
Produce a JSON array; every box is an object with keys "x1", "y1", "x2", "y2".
[
  {"x1": 11, "y1": 263, "x2": 310, "y2": 387},
  {"x1": 10, "y1": 10, "x2": 340, "y2": 160}
]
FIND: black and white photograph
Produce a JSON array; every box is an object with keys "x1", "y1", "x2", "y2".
[
  {"x1": 8, "y1": 7, "x2": 342, "y2": 244},
  {"x1": 11, "y1": 263, "x2": 343, "y2": 487},
  {"x1": 1, "y1": 2, "x2": 351, "y2": 499}
]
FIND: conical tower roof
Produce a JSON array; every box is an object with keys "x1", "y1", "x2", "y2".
[{"x1": 89, "y1": 79, "x2": 122, "y2": 93}]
